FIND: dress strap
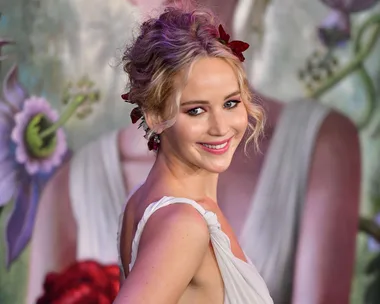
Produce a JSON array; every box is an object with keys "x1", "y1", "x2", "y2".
[
  {"x1": 129, "y1": 196, "x2": 221, "y2": 271},
  {"x1": 117, "y1": 182, "x2": 144, "y2": 279}
]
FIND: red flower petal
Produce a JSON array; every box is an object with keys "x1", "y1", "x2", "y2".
[
  {"x1": 228, "y1": 41, "x2": 250, "y2": 53},
  {"x1": 104, "y1": 265, "x2": 120, "y2": 278},
  {"x1": 107, "y1": 279, "x2": 120, "y2": 300},
  {"x1": 130, "y1": 107, "x2": 143, "y2": 124},
  {"x1": 46, "y1": 261, "x2": 108, "y2": 297},
  {"x1": 38, "y1": 261, "x2": 120, "y2": 304},
  {"x1": 53, "y1": 283, "x2": 93, "y2": 304},
  {"x1": 43, "y1": 273, "x2": 60, "y2": 293},
  {"x1": 218, "y1": 25, "x2": 230, "y2": 43},
  {"x1": 148, "y1": 137, "x2": 159, "y2": 151},
  {"x1": 122, "y1": 92, "x2": 136, "y2": 104},
  {"x1": 237, "y1": 53, "x2": 245, "y2": 62},
  {"x1": 44, "y1": 270, "x2": 81, "y2": 297},
  {"x1": 217, "y1": 25, "x2": 250, "y2": 62},
  {"x1": 121, "y1": 93, "x2": 129, "y2": 100}
]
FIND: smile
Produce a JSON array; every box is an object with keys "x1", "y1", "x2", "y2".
[{"x1": 198, "y1": 138, "x2": 232, "y2": 155}]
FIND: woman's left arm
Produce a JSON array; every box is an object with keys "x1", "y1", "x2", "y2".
[{"x1": 292, "y1": 111, "x2": 361, "y2": 304}]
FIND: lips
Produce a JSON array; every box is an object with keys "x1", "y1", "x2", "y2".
[
  {"x1": 198, "y1": 138, "x2": 232, "y2": 155},
  {"x1": 202, "y1": 142, "x2": 228, "y2": 149}
]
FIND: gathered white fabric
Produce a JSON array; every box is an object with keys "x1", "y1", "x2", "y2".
[{"x1": 118, "y1": 196, "x2": 274, "y2": 304}]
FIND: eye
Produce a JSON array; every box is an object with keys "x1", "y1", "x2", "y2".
[
  {"x1": 224, "y1": 99, "x2": 241, "y2": 109},
  {"x1": 187, "y1": 107, "x2": 205, "y2": 116}
]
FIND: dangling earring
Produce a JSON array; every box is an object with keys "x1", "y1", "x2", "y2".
[
  {"x1": 121, "y1": 92, "x2": 162, "y2": 152},
  {"x1": 148, "y1": 133, "x2": 160, "y2": 151}
]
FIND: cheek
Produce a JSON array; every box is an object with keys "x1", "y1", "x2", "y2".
[
  {"x1": 168, "y1": 119, "x2": 205, "y2": 144},
  {"x1": 231, "y1": 109, "x2": 248, "y2": 134},
  {"x1": 180, "y1": 122, "x2": 205, "y2": 142}
]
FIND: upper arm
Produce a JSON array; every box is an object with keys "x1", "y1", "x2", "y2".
[
  {"x1": 292, "y1": 111, "x2": 361, "y2": 304},
  {"x1": 115, "y1": 203, "x2": 210, "y2": 304}
]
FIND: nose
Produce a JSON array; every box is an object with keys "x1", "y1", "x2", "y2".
[{"x1": 208, "y1": 110, "x2": 229, "y2": 136}]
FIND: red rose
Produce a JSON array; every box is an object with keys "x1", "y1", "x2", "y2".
[{"x1": 37, "y1": 260, "x2": 120, "y2": 304}]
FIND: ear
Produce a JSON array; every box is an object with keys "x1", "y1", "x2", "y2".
[{"x1": 144, "y1": 111, "x2": 165, "y2": 134}]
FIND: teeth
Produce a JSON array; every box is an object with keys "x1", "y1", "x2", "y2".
[{"x1": 202, "y1": 142, "x2": 228, "y2": 150}]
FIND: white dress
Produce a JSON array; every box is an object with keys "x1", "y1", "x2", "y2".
[{"x1": 117, "y1": 195, "x2": 274, "y2": 304}]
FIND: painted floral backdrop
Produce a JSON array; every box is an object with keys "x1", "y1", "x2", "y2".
[
  {"x1": 240, "y1": 1, "x2": 380, "y2": 303},
  {"x1": 0, "y1": 0, "x2": 380, "y2": 303}
]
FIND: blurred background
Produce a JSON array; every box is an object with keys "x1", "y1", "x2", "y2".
[{"x1": 1, "y1": 0, "x2": 380, "y2": 303}]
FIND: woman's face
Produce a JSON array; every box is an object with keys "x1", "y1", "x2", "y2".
[{"x1": 161, "y1": 57, "x2": 248, "y2": 174}]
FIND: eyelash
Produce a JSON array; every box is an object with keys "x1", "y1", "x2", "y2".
[{"x1": 186, "y1": 100, "x2": 241, "y2": 116}]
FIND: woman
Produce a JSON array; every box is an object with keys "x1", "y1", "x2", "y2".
[
  {"x1": 28, "y1": 1, "x2": 360, "y2": 303},
  {"x1": 115, "y1": 6, "x2": 273, "y2": 304}
]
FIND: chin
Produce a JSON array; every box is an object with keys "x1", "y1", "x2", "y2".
[
  {"x1": 202, "y1": 159, "x2": 233, "y2": 174},
  {"x1": 195, "y1": 146, "x2": 238, "y2": 173}
]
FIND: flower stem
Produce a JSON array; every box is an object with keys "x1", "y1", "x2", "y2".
[
  {"x1": 356, "y1": 65, "x2": 376, "y2": 129},
  {"x1": 353, "y1": 14, "x2": 380, "y2": 129},
  {"x1": 40, "y1": 95, "x2": 85, "y2": 139},
  {"x1": 308, "y1": 14, "x2": 380, "y2": 100}
]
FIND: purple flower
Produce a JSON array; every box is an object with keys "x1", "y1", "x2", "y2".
[
  {"x1": 11, "y1": 96, "x2": 67, "y2": 175},
  {"x1": 318, "y1": 10, "x2": 351, "y2": 48},
  {"x1": 0, "y1": 62, "x2": 68, "y2": 267},
  {"x1": 0, "y1": 64, "x2": 28, "y2": 208},
  {"x1": 318, "y1": 0, "x2": 379, "y2": 47}
]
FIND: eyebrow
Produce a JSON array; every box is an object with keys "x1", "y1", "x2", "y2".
[{"x1": 181, "y1": 90, "x2": 241, "y2": 106}]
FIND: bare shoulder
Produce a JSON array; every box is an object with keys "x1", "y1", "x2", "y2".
[
  {"x1": 116, "y1": 202, "x2": 211, "y2": 303},
  {"x1": 139, "y1": 202, "x2": 210, "y2": 252}
]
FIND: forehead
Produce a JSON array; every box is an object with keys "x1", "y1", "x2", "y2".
[{"x1": 180, "y1": 57, "x2": 239, "y2": 100}]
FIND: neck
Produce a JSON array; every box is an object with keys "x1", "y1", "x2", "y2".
[{"x1": 147, "y1": 150, "x2": 219, "y2": 202}]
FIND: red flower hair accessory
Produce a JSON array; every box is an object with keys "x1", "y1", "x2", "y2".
[
  {"x1": 121, "y1": 92, "x2": 144, "y2": 124},
  {"x1": 218, "y1": 25, "x2": 250, "y2": 62},
  {"x1": 121, "y1": 92, "x2": 159, "y2": 151}
]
